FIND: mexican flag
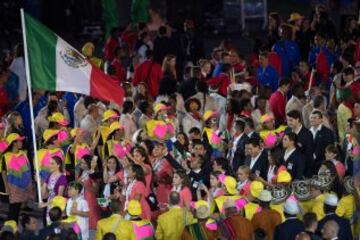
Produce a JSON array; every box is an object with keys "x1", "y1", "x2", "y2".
[{"x1": 22, "y1": 12, "x2": 124, "y2": 106}]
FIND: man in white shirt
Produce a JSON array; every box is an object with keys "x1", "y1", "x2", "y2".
[
  {"x1": 80, "y1": 104, "x2": 100, "y2": 144},
  {"x1": 244, "y1": 138, "x2": 268, "y2": 179}
]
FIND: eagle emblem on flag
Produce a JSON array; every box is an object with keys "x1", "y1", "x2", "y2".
[{"x1": 60, "y1": 47, "x2": 88, "y2": 68}]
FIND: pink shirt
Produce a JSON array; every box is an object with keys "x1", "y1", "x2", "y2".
[
  {"x1": 179, "y1": 187, "x2": 192, "y2": 208},
  {"x1": 130, "y1": 181, "x2": 151, "y2": 220}
]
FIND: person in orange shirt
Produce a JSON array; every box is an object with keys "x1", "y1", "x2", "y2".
[{"x1": 252, "y1": 190, "x2": 282, "y2": 240}]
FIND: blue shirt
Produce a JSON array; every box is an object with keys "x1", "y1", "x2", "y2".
[
  {"x1": 62, "y1": 92, "x2": 80, "y2": 128},
  {"x1": 308, "y1": 46, "x2": 336, "y2": 69},
  {"x1": 256, "y1": 65, "x2": 279, "y2": 92},
  {"x1": 273, "y1": 40, "x2": 301, "y2": 77},
  {"x1": 5, "y1": 72, "x2": 19, "y2": 101},
  {"x1": 212, "y1": 63, "x2": 223, "y2": 77}
]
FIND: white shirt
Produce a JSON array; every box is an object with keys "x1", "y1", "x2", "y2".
[
  {"x1": 267, "y1": 165, "x2": 276, "y2": 183},
  {"x1": 310, "y1": 124, "x2": 322, "y2": 139},
  {"x1": 284, "y1": 148, "x2": 296, "y2": 162},
  {"x1": 66, "y1": 196, "x2": 89, "y2": 240},
  {"x1": 229, "y1": 133, "x2": 243, "y2": 160},
  {"x1": 250, "y1": 151, "x2": 262, "y2": 169}
]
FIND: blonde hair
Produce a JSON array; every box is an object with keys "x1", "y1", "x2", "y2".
[
  {"x1": 198, "y1": 59, "x2": 210, "y2": 68},
  {"x1": 238, "y1": 165, "x2": 251, "y2": 175}
]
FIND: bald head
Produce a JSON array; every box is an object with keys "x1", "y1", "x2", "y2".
[
  {"x1": 322, "y1": 220, "x2": 339, "y2": 239},
  {"x1": 168, "y1": 191, "x2": 180, "y2": 206},
  {"x1": 295, "y1": 232, "x2": 311, "y2": 240}
]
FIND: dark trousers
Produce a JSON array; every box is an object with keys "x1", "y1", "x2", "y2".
[{"x1": 8, "y1": 202, "x2": 22, "y2": 221}]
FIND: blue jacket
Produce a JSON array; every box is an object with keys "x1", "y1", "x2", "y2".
[
  {"x1": 273, "y1": 40, "x2": 301, "y2": 77},
  {"x1": 308, "y1": 46, "x2": 335, "y2": 69},
  {"x1": 62, "y1": 92, "x2": 80, "y2": 128},
  {"x1": 257, "y1": 65, "x2": 279, "y2": 92},
  {"x1": 212, "y1": 63, "x2": 223, "y2": 77}
]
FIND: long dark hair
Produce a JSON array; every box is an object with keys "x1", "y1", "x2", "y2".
[
  {"x1": 106, "y1": 155, "x2": 121, "y2": 173},
  {"x1": 132, "y1": 164, "x2": 146, "y2": 184},
  {"x1": 321, "y1": 161, "x2": 344, "y2": 198},
  {"x1": 132, "y1": 146, "x2": 151, "y2": 165},
  {"x1": 174, "y1": 169, "x2": 191, "y2": 188},
  {"x1": 52, "y1": 156, "x2": 64, "y2": 173}
]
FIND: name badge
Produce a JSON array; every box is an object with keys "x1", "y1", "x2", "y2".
[{"x1": 287, "y1": 163, "x2": 293, "y2": 170}]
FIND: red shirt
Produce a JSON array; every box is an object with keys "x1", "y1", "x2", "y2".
[
  {"x1": 316, "y1": 50, "x2": 330, "y2": 84},
  {"x1": 268, "y1": 51, "x2": 282, "y2": 77},
  {"x1": 348, "y1": 81, "x2": 360, "y2": 102},
  {"x1": 133, "y1": 60, "x2": 163, "y2": 98},
  {"x1": 207, "y1": 73, "x2": 230, "y2": 97},
  {"x1": 269, "y1": 90, "x2": 286, "y2": 124},
  {"x1": 0, "y1": 87, "x2": 9, "y2": 118},
  {"x1": 111, "y1": 58, "x2": 126, "y2": 84},
  {"x1": 103, "y1": 37, "x2": 119, "y2": 61}
]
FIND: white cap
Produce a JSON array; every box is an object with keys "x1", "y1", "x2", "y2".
[
  {"x1": 284, "y1": 198, "x2": 300, "y2": 215},
  {"x1": 324, "y1": 193, "x2": 338, "y2": 207},
  {"x1": 258, "y1": 190, "x2": 272, "y2": 202}
]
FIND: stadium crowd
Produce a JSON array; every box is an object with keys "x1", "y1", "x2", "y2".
[{"x1": 1, "y1": 2, "x2": 360, "y2": 240}]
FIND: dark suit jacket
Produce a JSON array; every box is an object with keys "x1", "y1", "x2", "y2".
[
  {"x1": 284, "y1": 148, "x2": 306, "y2": 180},
  {"x1": 39, "y1": 222, "x2": 67, "y2": 240},
  {"x1": 232, "y1": 134, "x2": 250, "y2": 172},
  {"x1": 245, "y1": 150, "x2": 268, "y2": 180},
  {"x1": 273, "y1": 218, "x2": 304, "y2": 240},
  {"x1": 313, "y1": 126, "x2": 335, "y2": 171},
  {"x1": 285, "y1": 126, "x2": 314, "y2": 177},
  {"x1": 317, "y1": 213, "x2": 352, "y2": 240}
]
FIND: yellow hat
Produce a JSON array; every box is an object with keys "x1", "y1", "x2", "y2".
[
  {"x1": 102, "y1": 109, "x2": 119, "y2": 122},
  {"x1": 250, "y1": 181, "x2": 264, "y2": 198},
  {"x1": 51, "y1": 196, "x2": 67, "y2": 211},
  {"x1": 260, "y1": 114, "x2": 274, "y2": 124},
  {"x1": 70, "y1": 128, "x2": 78, "y2": 138},
  {"x1": 109, "y1": 121, "x2": 123, "y2": 134},
  {"x1": 6, "y1": 133, "x2": 25, "y2": 145},
  {"x1": 81, "y1": 42, "x2": 95, "y2": 57},
  {"x1": 48, "y1": 112, "x2": 69, "y2": 126},
  {"x1": 127, "y1": 200, "x2": 142, "y2": 216},
  {"x1": 277, "y1": 171, "x2": 292, "y2": 183},
  {"x1": 3, "y1": 220, "x2": 17, "y2": 233},
  {"x1": 194, "y1": 200, "x2": 208, "y2": 209},
  {"x1": 153, "y1": 103, "x2": 170, "y2": 114},
  {"x1": 219, "y1": 175, "x2": 238, "y2": 195},
  {"x1": 288, "y1": 12, "x2": 304, "y2": 22},
  {"x1": 203, "y1": 110, "x2": 218, "y2": 122},
  {"x1": 43, "y1": 129, "x2": 60, "y2": 142}
]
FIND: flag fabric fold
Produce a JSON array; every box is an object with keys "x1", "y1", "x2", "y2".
[{"x1": 24, "y1": 12, "x2": 124, "y2": 106}]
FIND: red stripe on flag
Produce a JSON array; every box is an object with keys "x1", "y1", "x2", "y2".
[{"x1": 89, "y1": 64, "x2": 124, "y2": 106}]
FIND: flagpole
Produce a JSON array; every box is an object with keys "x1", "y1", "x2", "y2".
[{"x1": 20, "y1": 8, "x2": 42, "y2": 203}]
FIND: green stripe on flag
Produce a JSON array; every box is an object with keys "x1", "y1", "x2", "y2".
[{"x1": 24, "y1": 13, "x2": 57, "y2": 90}]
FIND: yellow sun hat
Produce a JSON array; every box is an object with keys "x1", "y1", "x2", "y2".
[
  {"x1": 203, "y1": 110, "x2": 218, "y2": 122},
  {"x1": 102, "y1": 109, "x2": 120, "y2": 122},
  {"x1": 219, "y1": 174, "x2": 238, "y2": 195},
  {"x1": 260, "y1": 114, "x2": 274, "y2": 124},
  {"x1": 153, "y1": 103, "x2": 170, "y2": 114},
  {"x1": 127, "y1": 200, "x2": 142, "y2": 216},
  {"x1": 194, "y1": 200, "x2": 209, "y2": 209},
  {"x1": 250, "y1": 181, "x2": 264, "y2": 198},
  {"x1": 81, "y1": 42, "x2": 95, "y2": 57},
  {"x1": 43, "y1": 129, "x2": 60, "y2": 143},
  {"x1": 51, "y1": 196, "x2": 67, "y2": 212},
  {"x1": 277, "y1": 171, "x2": 292, "y2": 184},
  {"x1": 6, "y1": 133, "x2": 25, "y2": 146},
  {"x1": 48, "y1": 112, "x2": 69, "y2": 126},
  {"x1": 3, "y1": 220, "x2": 17, "y2": 233}
]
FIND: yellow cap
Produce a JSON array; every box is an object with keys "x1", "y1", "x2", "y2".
[
  {"x1": 81, "y1": 42, "x2": 95, "y2": 57},
  {"x1": 127, "y1": 200, "x2": 142, "y2": 216},
  {"x1": 3, "y1": 220, "x2": 17, "y2": 233},
  {"x1": 153, "y1": 103, "x2": 170, "y2": 114},
  {"x1": 288, "y1": 12, "x2": 304, "y2": 22},
  {"x1": 260, "y1": 114, "x2": 274, "y2": 124},
  {"x1": 277, "y1": 171, "x2": 292, "y2": 183},
  {"x1": 6, "y1": 133, "x2": 25, "y2": 145},
  {"x1": 70, "y1": 128, "x2": 78, "y2": 138},
  {"x1": 194, "y1": 200, "x2": 208, "y2": 209},
  {"x1": 51, "y1": 196, "x2": 67, "y2": 211},
  {"x1": 48, "y1": 112, "x2": 69, "y2": 126},
  {"x1": 203, "y1": 110, "x2": 218, "y2": 121},
  {"x1": 43, "y1": 129, "x2": 60, "y2": 142},
  {"x1": 223, "y1": 176, "x2": 238, "y2": 195},
  {"x1": 102, "y1": 109, "x2": 119, "y2": 122},
  {"x1": 250, "y1": 181, "x2": 264, "y2": 198}
]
